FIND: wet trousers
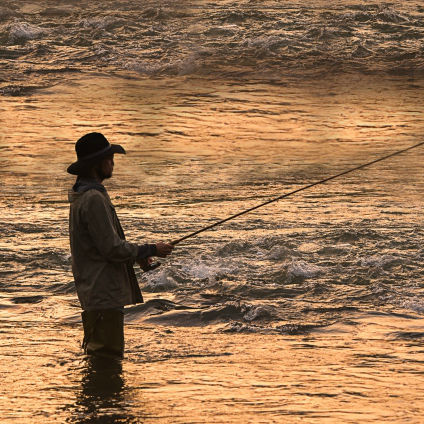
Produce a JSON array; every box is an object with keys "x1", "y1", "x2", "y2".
[{"x1": 81, "y1": 309, "x2": 124, "y2": 359}]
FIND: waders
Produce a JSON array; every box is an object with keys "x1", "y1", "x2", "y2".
[{"x1": 82, "y1": 309, "x2": 125, "y2": 359}]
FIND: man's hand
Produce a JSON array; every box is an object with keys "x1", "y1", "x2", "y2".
[
  {"x1": 155, "y1": 242, "x2": 174, "y2": 258},
  {"x1": 136, "y1": 256, "x2": 154, "y2": 272}
]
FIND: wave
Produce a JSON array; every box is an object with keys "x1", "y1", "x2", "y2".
[
  {"x1": 8, "y1": 21, "x2": 47, "y2": 43},
  {"x1": 142, "y1": 270, "x2": 178, "y2": 292},
  {"x1": 287, "y1": 260, "x2": 322, "y2": 282},
  {"x1": 0, "y1": 248, "x2": 71, "y2": 271},
  {"x1": 222, "y1": 321, "x2": 328, "y2": 334},
  {"x1": 0, "y1": 7, "x2": 16, "y2": 22},
  {"x1": 390, "y1": 331, "x2": 424, "y2": 340},
  {"x1": 125, "y1": 298, "x2": 187, "y2": 320},
  {"x1": 221, "y1": 322, "x2": 278, "y2": 334},
  {"x1": 401, "y1": 299, "x2": 424, "y2": 314},
  {"x1": 333, "y1": 228, "x2": 385, "y2": 242},
  {"x1": 81, "y1": 16, "x2": 126, "y2": 31},
  {"x1": 2, "y1": 2, "x2": 424, "y2": 94},
  {"x1": 39, "y1": 7, "x2": 72, "y2": 18},
  {"x1": 127, "y1": 299, "x2": 276, "y2": 327},
  {"x1": 360, "y1": 254, "x2": 402, "y2": 269},
  {"x1": 11, "y1": 295, "x2": 44, "y2": 304},
  {"x1": 0, "y1": 84, "x2": 44, "y2": 96},
  {"x1": 125, "y1": 55, "x2": 201, "y2": 77},
  {"x1": 51, "y1": 281, "x2": 76, "y2": 295}
]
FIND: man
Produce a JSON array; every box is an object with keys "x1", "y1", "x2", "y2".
[{"x1": 67, "y1": 132, "x2": 173, "y2": 358}]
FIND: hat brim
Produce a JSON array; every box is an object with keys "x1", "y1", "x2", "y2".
[{"x1": 67, "y1": 144, "x2": 126, "y2": 175}]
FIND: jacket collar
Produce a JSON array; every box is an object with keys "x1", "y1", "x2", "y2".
[{"x1": 72, "y1": 177, "x2": 106, "y2": 193}]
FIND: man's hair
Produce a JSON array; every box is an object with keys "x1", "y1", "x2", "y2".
[{"x1": 76, "y1": 159, "x2": 102, "y2": 178}]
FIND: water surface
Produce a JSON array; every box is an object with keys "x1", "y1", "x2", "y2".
[{"x1": 1, "y1": 0, "x2": 424, "y2": 422}]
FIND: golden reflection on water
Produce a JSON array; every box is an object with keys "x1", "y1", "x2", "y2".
[
  {"x1": 59, "y1": 318, "x2": 424, "y2": 423},
  {"x1": 1, "y1": 74, "x2": 424, "y2": 422},
  {"x1": 2, "y1": 74, "x2": 424, "y2": 171}
]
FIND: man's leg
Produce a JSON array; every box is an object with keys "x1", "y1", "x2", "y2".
[{"x1": 81, "y1": 309, "x2": 124, "y2": 358}]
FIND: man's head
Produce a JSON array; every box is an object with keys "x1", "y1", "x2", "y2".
[{"x1": 67, "y1": 132, "x2": 125, "y2": 179}]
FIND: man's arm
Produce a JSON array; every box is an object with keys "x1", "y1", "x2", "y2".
[
  {"x1": 83, "y1": 191, "x2": 155, "y2": 263},
  {"x1": 136, "y1": 242, "x2": 174, "y2": 271}
]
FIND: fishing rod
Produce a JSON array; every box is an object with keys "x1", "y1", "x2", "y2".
[{"x1": 145, "y1": 141, "x2": 424, "y2": 271}]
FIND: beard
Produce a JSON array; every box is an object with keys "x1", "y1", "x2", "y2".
[
  {"x1": 99, "y1": 169, "x2": 112, "y2": 180},
  {"x1": 93, "y1": 162, "x2": 113, "y2": 180}
]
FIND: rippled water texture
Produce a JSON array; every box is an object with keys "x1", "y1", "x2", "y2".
[
  {"x1": 1, "y1": 73, "x2": 424, "y2": 423},
  {"x1": 1, "y1": 0, "x2": 424, "y2": 94},
  {"x1": 2, "y1": 1, "x2": 424, "y2": 423}
]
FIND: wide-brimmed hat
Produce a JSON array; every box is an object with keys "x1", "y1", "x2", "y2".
[{"x1": 67, "y1": 132, "x2": 125, "y2": 175}]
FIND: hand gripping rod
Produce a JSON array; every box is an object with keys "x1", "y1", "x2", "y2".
[{"x1": 145, "y1": 141, "x2": 424, "y2": 271}]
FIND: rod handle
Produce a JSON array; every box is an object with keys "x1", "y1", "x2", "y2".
[
  {"x1": 143, "y1": 241, "x2": 177, "y2": 272},
  {"x1": 143, "y1": 262, "x2": 161, "y2": 272}
]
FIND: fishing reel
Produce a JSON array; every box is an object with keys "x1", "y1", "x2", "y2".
[{"x1": 143, "y1": 261, "x2": 161, "y2": 272}]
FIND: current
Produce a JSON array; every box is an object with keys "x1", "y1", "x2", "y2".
[{"x1": 1, "y1": 1, "x2": 424, "y2": 423}]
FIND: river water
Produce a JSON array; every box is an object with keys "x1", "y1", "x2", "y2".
[{"x1": 1, "y1": 1, "x2": 424, "y2": 423}]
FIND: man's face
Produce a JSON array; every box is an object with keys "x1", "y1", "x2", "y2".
[{"x1": 98, "y1": 154, "x2": 114, "y2": 180}]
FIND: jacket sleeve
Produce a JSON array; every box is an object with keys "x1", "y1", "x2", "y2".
[{"x1": 83, "y1": 190, "x2": 141, "y2": 263}]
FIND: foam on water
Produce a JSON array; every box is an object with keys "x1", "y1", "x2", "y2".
[
  {"x1": 142, "y1": 269, "x2": 178, "y2": 292},
  {"x1": 81, "y1": 16, "x2": 125, "y2": 30},
  {"x1": 360, "y1": 254, "x2": 402, "y2": 269},
  {"x1": 401, "y1": 299, "x2": 424, "y2": 314},
  {"x1": 267, "y1": 245, "x2": 294, "y2": 260},
  {"x1": 287, "y1": 259, "x2": 322, "y2": 282},
  {"x1": 243, "y1": 305, "x2": 273, "y2": 322},
  {"x1": 8, "y1": 21, "x2": 46, "y2": 42},
  {"x1": 222, "y1": 321, "x2": 276, "y2": 333},
  {"x1": 181, "y1": 258, "x2": 236, "y2": 282}
]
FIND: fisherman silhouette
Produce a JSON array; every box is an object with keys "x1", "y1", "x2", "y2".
[{"x1": 67, "y1": 132, "x2": 174, "y2": 358}]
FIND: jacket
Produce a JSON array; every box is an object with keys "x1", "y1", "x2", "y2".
[{"x1": 68, "y1": 179, "x2": 155, "y2": 311}]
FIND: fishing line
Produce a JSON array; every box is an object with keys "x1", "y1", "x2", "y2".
[{"x1": 145, "y1": 141, "x2": 424, "y2": 271}]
